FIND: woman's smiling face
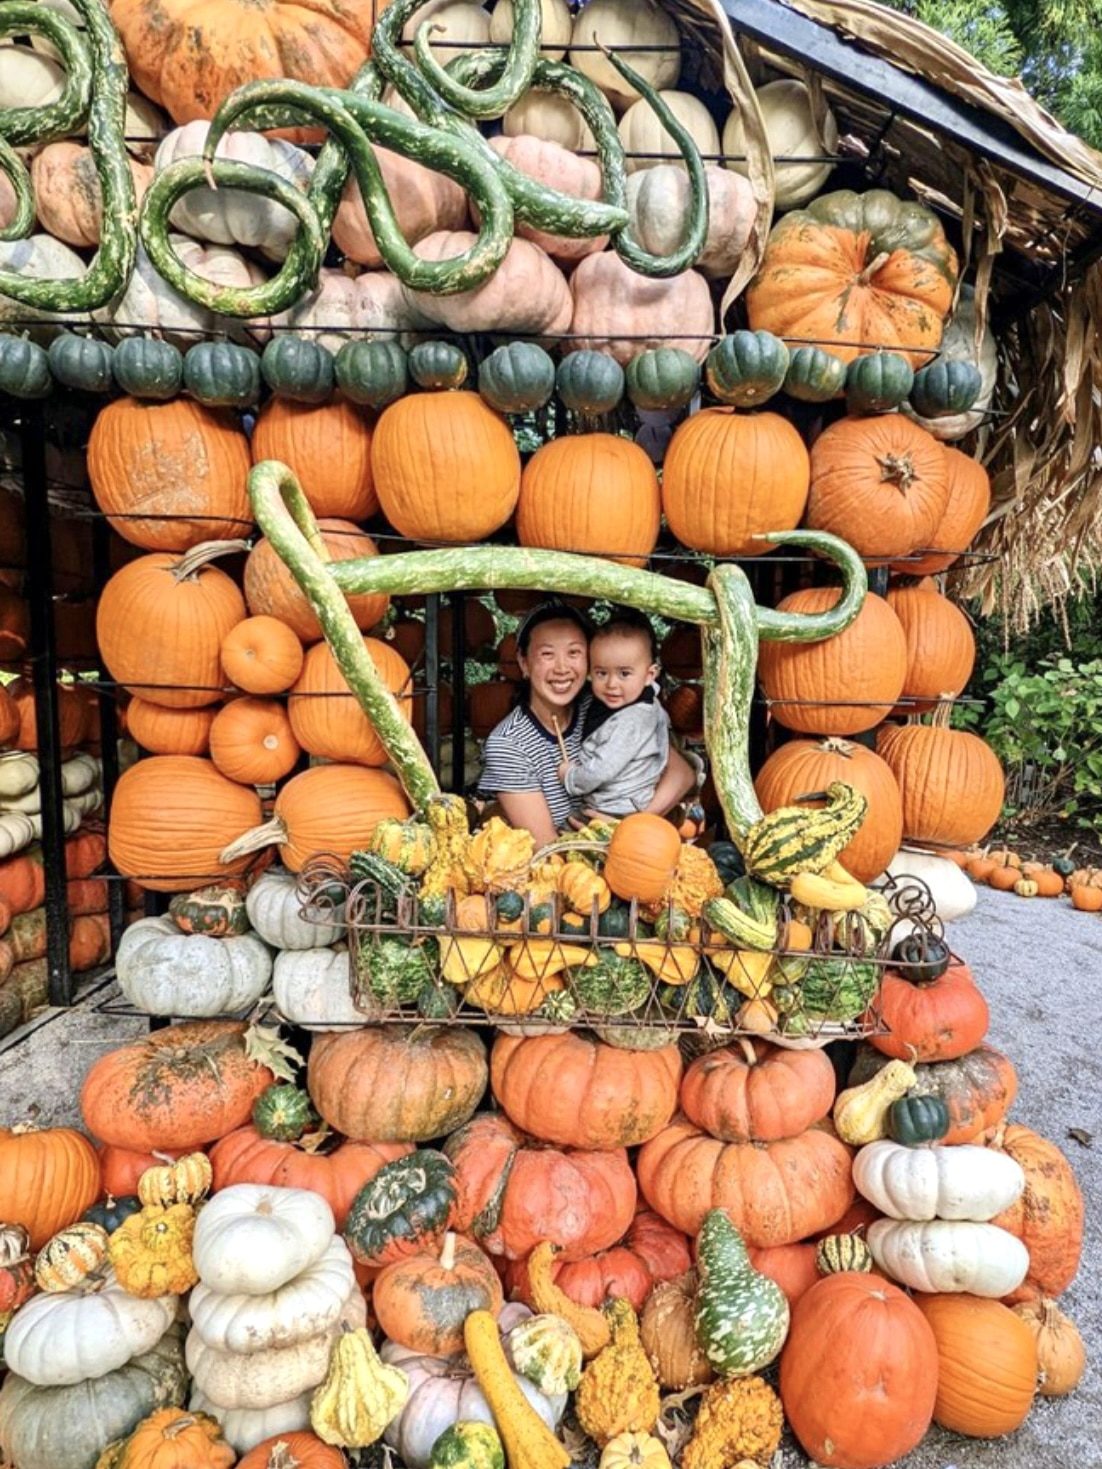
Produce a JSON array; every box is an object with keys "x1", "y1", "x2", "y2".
[{"x1": 519, "y1": 618, "x2": 589, "y2": 711}]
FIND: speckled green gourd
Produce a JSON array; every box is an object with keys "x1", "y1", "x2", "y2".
[
  {"x1": 429, "y1": 1422, "x2": 505, "y2": 1469},
  {"x1": 694, "y1": 1210, "x2": 789, "y2": 1378},
  {"x1": 252, "y1": 1083, "x2": 318, "y2": 1142}
]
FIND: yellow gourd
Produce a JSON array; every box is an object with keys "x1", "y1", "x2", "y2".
[
  {"x1": 137, "y1": 1151, "x2": 212, "y2": 1207},
  {"x1": 661, "y1": 844, "x2": 723, "y2": 917},
  {"x1": 614, "y1": 940, "x2": 699, "y2": 986},
  {"x1": 575, "y1": 1300, "x2": 661, "y2": 1448},
  {"x1": 527, "y1": 1241, "x2": 611, "y2": 1359},
  {"x1": 464, "y1": 1309, "x2": 571, "y2": 1469},
  {"x1": 736, "y1": 996, "x2": 779, "y2": 1033},
  {"x1": 599, "y1": 1433, "x2": 672, "y2": 1469},
  {"x1": 790, "y1": 863, "x2": 869, "y2": 913},
  {"x1": 711, "y1": 947, "x2": 774, "y2": 999},
  {"x1": 832, "y1": 1058, "x2": 918, "y2": 1144},
  {"x1": 682, "y1": 1377, "x2": 784, "y2": 1469},
  {"x1": 508, "y1": 937, "x2": 598, "y2": 981},
  {"x1": 108, "y1": 1203, "x2": 198, "y2": 1298},
  {"x1": 419, "y1": 794, "x2": 472, "y2": 899},
  {"x1": 310, "y1": 1326, "x2": 410, "y2": 1448},
  {"x1": 465, "y1": 963, "x2": 564, "y2": 1017},
  {"x1": 559, "y1": 863, "x2": 611, "y2": 916},
  {"x1": 465, "y1": 816, "x2": 535, "y2": 892}
]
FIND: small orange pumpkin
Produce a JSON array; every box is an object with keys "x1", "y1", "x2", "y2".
[
  {"x1": 244, "y1": 519, "x2": 388, "y2": 644},
  {"x1": 372, "y1": 1231, "x2": 504, "y2": 1357},
  {"x1": 987, "y1": 865, "x2": 1020, "y2": 892},
  {"x1": 208, "y1": 697, "x2": 301, "y2": 786},
  {"x1": 604, "y1": 815, "x2": 681, "y2": 904},
  {"x1": 221, "y1": 615, "x2": 304, "y2": 695},
  {"x1": 1070, "y1": 884, "x2": 1102, "y2": 912}
]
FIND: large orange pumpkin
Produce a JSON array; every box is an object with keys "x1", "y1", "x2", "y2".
[
  {"x1": 746, "y1": 192, "x2": 958, "y2": 368},
  {"x1": 251, "y1": 397, "x2": 378, "y2": 520},
  {"x1": 374, "y1": 1232, "x2": 504, "y2": 1357},
  {"x1": 126, "y1": 698, "x2": 216, "y2": 756},
  {"x1": 877, "y1": 716, "x2": 1004, "y2": 847},
  {"x1": 221, "y1": 614, "x2": 304, "y2": 695},
  {"x1": 209, "y1": 1124, "x2": 412, "y2": 1230},
  {"x1": 517, "y1": 433, "x2": 660, "y2": 566},
  {"x1": 679, "y1": 1040, "x2": 835, "y2": 1143},
  {"x1": 806, "y1": 416, "x2": 949, "y2": 560},
  {"x1": 896, "y1": 446, "x2": 991, "y2": 575},
  {"x1": 371, "y1": 392, "x2": 521, "y2": 543},
  {"x1": 244, "y1": 518, "x2": 388, "y2": 643},
  {"x1": 307, "y1": 1026, "x2": 487, "y2": 1143},
  {"x1": 445, "y1": 1112, "x2": 637, "y2": 1261},
  {"x1": 754, "y1": 736, "x2": 902, "y2": 882},
  {"x1": 604, "y1": 813, "x2": 681, "y2": 904},
  {"x1": 871, "y1": 959, "x2": 989, "y2": 1062},
  {"x1": 88, "y1": 397, "x2": 252, "y2": 552},
  {"x1": 988, "y1": 1124, "x2": 1084, "y2": 1303},
  {"x1": 81, "y1": 1020, "x2": 272, "y2": 1151},
  {"x1": 661, "y1": 409, "x2": 810, "y2": 556},
  {"x1": 490, "y1": 1031, "x2": 681, "y2": 1149},
  {"x1": 758, "y1": 588, "x2": 907, "y2": 735},
  {"x1": 637, "y1": 1114, "x2": 854, "y2": 1246},
  {"x1": 108, "y1": 755, "x2": 262, "y2": 892},
  {"x1": 208, "y1": 696, "x2": 301, "y2": 785},
  {"x1": 886, "y1": 583, "x2": 976, "y2": 712},
  {"x1": 237, "y1": 1433, "x2": 345, "y2": 1469},
  {"x1": 780, "y1": 1274, "x2": 939, "y2": 1469},
  {"x1": 97, "y1": 547, "x2": 245, "y2": 710},
  {"x1": 914, "y1": 1293, "x2": 1037, "y2": 1437},
  {"x1": 288, "y1": 636, "x2": 413, "y2": 766},
  {"x1": 0, "y1": 1124, "x2": 100, "y2": 1250}
]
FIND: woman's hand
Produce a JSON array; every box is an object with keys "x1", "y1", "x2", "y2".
[{"x1": 556, "y1": 757, "x2": 570, "y2": 783}]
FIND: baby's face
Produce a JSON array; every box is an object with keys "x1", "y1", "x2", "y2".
[{"x1": 589, "y1": 631, "x2": 658, "y2": 709}]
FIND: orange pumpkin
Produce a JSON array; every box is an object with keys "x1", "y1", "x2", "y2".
[
  {"x1": 108, "y1": 755, "x2": 262, "y2": 892},
  {"x1": 371, "y1": 392, "x2": 521, "y2": 543},
  {"x1": 8, "y1": 677, "x2": 87, "y2": 751},
  {"x1": 988, "y1": 1124, "x2": 1084, "y2": 1303},
  {"x1": 237, "y1": 1432, "x2": 346, "y2": 1469},
  {"x1": 98, "y1": 547, "x2": 245, "y2": 710},
  {"x1": 807, "y1": 416, "x2": 949, "y2": 560},
  {"x1": 849, "y1": 1042, "x2": 1017, "y2": 1146},
  {"x1": 516, "y1": 433, "x2": 660, "y2": 567},
  {"x1": 374, "y1": 1231, "x2": 504, "y2": 1357},
  {"x1": 965, "y1": 853, "x2": 998, "y2": 883},
  {"x1": 221, "y1": 615, "x2": 304, "y2": 695},
  {"x1": 114, "y1": 1407, "x2": 235, "y2": 1467},
  {"x1": 637, "y1": 1115, "x2": 854, "y2": 1246},
  {"x1": 886, "y1": 583, "x2": 976, "y2": 712},
  {"x1": 98, "y1": 1144, "x2": 185, "y2": 1199},
  {"x1": 914, "y1": 1293, "x2": 1037, "y2": 1438},
  {"x1": 871, "y1": 959, "x2": 989, "y2": 1062},
  {"x1": 88, "y1": 397, "x2": 252, "y2": 552},
  {"x1": 1070, "y1": 883, "x2": 1102, "y2": 912},
  {"x1": 244, "y1": 519, "x2": 388, "y2": 644},
  {"x1": 759, "y1": 588, "x2": 907, "y2": 735},
  {"x1": 604, "y1": 814, "x2": 681, "y2": 904},
  {"x1": 208, "y1": 697, "x2": 301, "y2": 785},
  {"x1": 0, "y1": 1123, "x2": 100, "y2": 1249},
  {"x1": 878, "y1": 716, "x2": 1004, "y2": 847},
  {"x1": 988, "y1": 864, "x2": 1021, "y2": 891},
  {"x1": 0, "y1": 684, "x2": 19, "y2": 747},
  {"x1": 468, "y1": 680, "x2": 517, "y2": 739},
  {"x1": 126, "y1": 699, "x2": 216, "y2": 756},
  {"x1": 897, "y1": 446, "x2": 991, "y2": 575},
  {"x1": 661, "y1": 409, "x2": 809, "y2": 556},
  {"x1": 747, "y1": 1242, "x2": 820, "y2": 1306},
  {"x1": 490, "y1": 1031, "x2": 682, "y2": 1149},
  {"x1": 80, "y1": 1019, "x2": 273, "y2": 1152},
  {"x1": 288, "y1": 636, "x2": 412, "y2": 766},
  {"x1": 0, "y1": 586, "x2": 29, "y2": 662},
  {"x1": 663, "y1": 683, "x2": 704, "y2": 737},
  {"x1": 754, "y1": 736, "x2": 902, "y2": 883},
  {"x1": 251, "y1": 396, "x2": 378, "y2": 520},
  {"x1": 780, "y1": 1274, "x2": 939, "y2": 1468},
  {"x1": 679, "y1": 1041, "x2": 836, "y2": 1143}
]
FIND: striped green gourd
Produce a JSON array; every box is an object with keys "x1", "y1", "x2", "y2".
[
  {"x1": 743, "y1": 781, "x2": 868, "y2": 884},
  {"x1": 694, "y1": 1209, "x2": 790, "y2": 1377},
  {"x1": 702, "y1": 875, "x2": 779, "y2": 951},
  {"x1": 815, "y1": 1234, "x2": 873, "y2": 1275},
  {"x1": 349, "y1": 849, "x2": 414, "y2": 903}
]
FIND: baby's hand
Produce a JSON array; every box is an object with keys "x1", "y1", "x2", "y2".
[{"x1": 557, "y1": 758, "x2": 569, "y2": 782}]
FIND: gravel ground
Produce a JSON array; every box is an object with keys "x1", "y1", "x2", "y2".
[{"x1": 0, "y1": 890, "x2": 1096, "y2": 1468}]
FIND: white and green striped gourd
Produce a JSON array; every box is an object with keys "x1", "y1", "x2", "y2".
[{"x1": 693, "y1": 1209, "x2": 790, "y2": 1378}]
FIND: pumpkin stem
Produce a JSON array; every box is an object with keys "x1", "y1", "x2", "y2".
[
  {"x1": 876, "y1": 452, "x2": 917, "y2": 494},
  {"x1": 736, "y1": 1037, "x2": 758, "y2": 1065},
  {"x1": 820, "y1": 737, "x2": 856, "y2": 757},
  {"x1": 170, "y1": 539, "x2": 250, "y2": 583},
  {"x1": 220, "y1": 815, "x2": 288, "y2": 865},
  {"x1": 439, "y1": 1230, "x2": 457, "y2": 1270},
  {"x1": 858, "y1": 250, "x2": 892, "y2": 285},
  {"x1": 162, "y1": 1415, "x2": 198, "y2": 1439}
]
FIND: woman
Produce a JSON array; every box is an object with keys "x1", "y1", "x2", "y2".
[{"x1": 478, "y1": 602, "x2": 696, "y2": 845}]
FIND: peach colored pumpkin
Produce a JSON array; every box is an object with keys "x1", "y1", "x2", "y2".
[
  {"x1": 404, "y1": 231, "x2": 572, "y2": 337},
  {"x1": 569, "y1": 251, "x2": 714, "y2": 364},
  {"x1": 627, "y1": 163, "x2": 756, "y2": 279},
  {"x1": 489, "y1": 134, "x2": 607, "y2": 260},
  {"x1": 333, "y1": 145, "x2": 468, "y2": 267},
  {"x1": 31, "y1": 141, "x2": 153, "y2": 248}
]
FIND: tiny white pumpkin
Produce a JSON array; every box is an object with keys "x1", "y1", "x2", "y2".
[
  {"x1": 503, "y1": 90, "x2": 595, "y2": 152},
  {"x1": 116, "y1": 916, "x2": 272, "y2": 1017},
  {"x1": 853, "y1": 1140, "x2": 1025, "y2": 1222},
  {"x1": 190, "y1": 1387, "x2": 312, "y2": 1455},
  {"x1": 618, "y1": 90, "x2": 720, "y2": 173},
  {"x1": 490, "y1": 0, "x2": 572, "y2": 59},
  {"x1": 568, "y1": 0, "x2": 681, "y2": 110},
  {"x1": 246, "y1": 868, "x2": 343, "y2": 950},
  {"x1": 867, "y1": 1218, "x2": 1029, "y2": 1297},
  {"x1": 193, "y1": 1184, "x2": 335, "y2": 1297},
  {"x1": 626, "y1": 163, "x2": 757, "y2": 279},
  {"x1": 189, "y1": 1237, "x2": 357, "y2": 1355},
  {"x1": 724, "y1": 79, "x2": 839, "y2": 210},
  {"x1": 272, "y1": 946, "x2": 362, "y2": 1031}
]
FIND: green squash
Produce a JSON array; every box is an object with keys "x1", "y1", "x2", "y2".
[
  {"x1": 494, "y1": 891, "x2": 526, "y2": 924},
  {"x1": 1052, "y1": 854, "x2": 1076, "y2": 878},
  {"x1": 417, "y1": 977, "x2": 461, "y2": 1020},
  {"x1": 845, "y1": 352, "x2": 914, "y2": 415},
  {"x1": 260, "y1": 336, "x2": 335, "y2": 404},
  {"x1": 596, "y1": 902, "x2": 633, "y2": 940},
  {"x1": 429, "y1": 1422, "x2": 505, "y2": 1469},
  {"x1": 785, "y1": 957, "x2": 879, "y2": 1031},
  {"x1": 909, "y1": 358, "x2": 983, "y2": 419},
  {"x1": 409, "y1": 341, "x2": 469, "y2": 391},
  {"x1": 344, "y1": 1148, "x2": 457, "y2": 1268},
  {"x1": 626, "y1": 347, "x2": 701, "y2": 412},
  {"x1": 82, "y1": 1194, "x2": 142, "y2": 1234},
  {"x1": 887, "y1": 1093, "x2": 951, "y2": 1146},
  {"x1": 653, "y1": 904, "x2": 692, "y2": 941},
  {"x1": 349, "y1": 850, "x2": 415, "y2": 909},
  {"x1": 478, "y1": 342, "x2": 555, "y2": 415},
  {"x1": 556, "y1": 350, "x2": 625, "y2": 416},
  {"x1": 167, "y1": 882, "x2": 249, "y2": 937},
  {"x1": 363, "y1": 935, "x2": 439, "y2": 1005},
  {"x1": 708, "y1": 841, "x2": 745, "y2": 885},
  {"x1": 183, "y1": 341, "x2": 260, "y2": 408},
  {"x1": 252, "y1": 1083, "x2": 318, "y2": 1143},
  {"x1": 418, "y1": 894, "x2": 448, "y2": 928},
  {"x1": 111, "y1": 337, "x2": 184, "y2": 401},
  {"x1": 536, "y1": 990, "x2": 578, "y2": 1027},
  {"x1": 694, "y1": 1209, "x2": 789, "y2": 1378},
  {"x1": 660, "y1": 968, "x2": 739, "y2": 1027},
  {"x1": 335, "y1": 339, "x2": 408, "y2": 409},
  {"x1": 0, "y1": 336, "x2": 51, "y2": 400},
  {"x1": 706, "y1": 330, "x2": 789, "y2": 408},
  {"x1": 570, "y1": 950, "x2": 650, "y2": 1017},
  {"x1": 784, "y1": 345, "x2": 846, "y2": 403},
  {"x1": 47, "y1": 334, "x2": 114, "y2": 395}
]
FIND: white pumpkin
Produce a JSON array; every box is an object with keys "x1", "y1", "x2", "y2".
[
  {"x1": 488, "y1": 135, "x2": 606, "y2": 260},
  {"x1": 189, "y1": 1237, "x2": 356, "y2": 1355},
  {"x1": 186, "y1": 1290, "x2": 365, "y2": 1409},
  {"x1": 724, "y1": 79, "x2": 839, "y2": 210},
  {"x1": 190, "y1": 1387, "x2": 311, "y2": 1455},
  {"x1": 569, "y1": 0, "x2": 681, "y2": 110},
  {"x1": 569, "y1": 250, "x2": 714, "y2": 364},
  {"x1": 853, "y1": 1140, "x2": 1025, "y2": 1222},
  {"x1": 333, "y1": 146, "x2": 469, "y2": 269},
  {"x1": 867, "y1": 1219, "x2": 1029, "y2": 1297},
  {"x1": 401, "y1": 0, "x2": 492, "y2": 56},
  {"x1": 626, "y1": 163, "x2": 756, "y2": 278},
  {"x1": 405, "y1": 231, "x2": 572, "y2": 337},
  {"x1": 154, "y1": 122, "x2": 314, "y2": 261},
  {"x1": 98, "y1": 239, "x2": 274, "y2": 345},
  {"x1": 272, "y1": 946, "x2": 362, "y2": 1031},
  {"x1": 281, "y1": 266, "x2": 431, "y2": 354},
  {"x1": 905, "y1": 285, "x2": 999, "y2": 441},
  {"x1": 4, "y1": 1270, "x2": 177, "y2": 1387},
  {"x1": 193, "y1": 1184, "x2": 335, "y2": 1297},
  {"x1": 61, "y1": 753, "x2": 101, "y2": 796},
  {"x1": 490, "y1": 0, "x2": 573, "y2": 60},
  {"x1": 0, "y1": 235, "x2": 90, "y2": 332},
  {"x1": 882, "y1": 847, "x2": 977, "y2": 924},
  {"x1": 246, "y1": 868, "x2": 343, "y2": 950},
  {"x1": 618, "y1": 90, "x2": 719, "y2": 173},
  {"x1": 0, "y1": 753, "x2": 38, "y2": 801},
  {"x1": 115, "y1": 916, "x2": 273, "y2": 1017},
  {"x1": 503, "y1": 90, "x2": 595, "y2": 152},
  {"x1": 0, "y1": 45, "x2": 63, "y2": 110}
]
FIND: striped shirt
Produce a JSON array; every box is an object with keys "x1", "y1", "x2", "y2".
[{"x1": 478, "y1": 696, "x2": 592, "y2": 831}]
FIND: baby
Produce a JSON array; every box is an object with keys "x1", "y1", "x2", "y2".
[{"x1": 557, "y1": 609, "x2": 671, "y2": 816}]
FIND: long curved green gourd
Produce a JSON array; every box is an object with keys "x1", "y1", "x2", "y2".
[
  {"x1": 415, "y1": 0, "x2": 542, "y2": 118},
  {"x1": 247, "y1": 460, "x2": 867, "y2": 845},
  {"x1": 0, "y1": 139, "x2": 34, "y2": 243},
  {"x1": 0, "y1": 0, "x2": 136, "y2": 312}
]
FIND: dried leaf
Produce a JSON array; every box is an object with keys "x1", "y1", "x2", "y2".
[
  {"x1": 244, "y1": 1021, "x2": 305, "y2": 1084},
  {"x1": 1066, "y1": 1127, "x2": 1093, "y2": 1148}
]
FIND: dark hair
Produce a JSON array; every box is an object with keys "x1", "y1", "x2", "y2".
[
  {"x1": 591, "y1": 606, "x2": 658, "y2": 660},
  {"x1": 515, "y1": 601, "x2": 594, "y2": 654}
]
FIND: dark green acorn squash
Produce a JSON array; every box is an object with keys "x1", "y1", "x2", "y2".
[
  {"x1": 167, "y1": 882, "x2": 249, "y2": 937},
  {"x1": 335, "y1": 339, "x2": 408, "y2": 409},
  {"x1": 82, "y1": 1193, "x2": 142, "y2": 1233},
  {"x1": 409, "y1": 340, "x2": 468, "y2": 391},
  {"x1": 708, "y1": 841, "x2": 745, "y2": 884},
  {"x1": 706, "y1": 330, "x2": 788, "y2": 408},
  {"x1": 556, "y1": 350, "x2": 624, "y2": 415},
  {"x1": 112, "y1": 336, "x2": 184, "y2": 400},
  {"x1": 494, "y1": 890, "x2": 526, "y2": 923},
  {"x1": 260, "y1": 336, "x2": 335, "y2": 404},
  {"x1": 888, "y1": 1093, "x2": 950, "y2": 1146},
  {"x1": 1052, "y1": 854, "x2": 1076, "y2": 878},
  {"x1": 783, "y1": 345, "x2": 846, "y2": 403},
  {"x1": 909, "y1": 358, "x2": 983, "y2": 418},
  {"x1": 417, "y1": 978, "x2": 461, "y2": 1020},
  {"x1": 478, "y1": 341, "x2": 555, "y2": 414},
  {"x1": 596, "y1": 903, "x2": 633, "y2": 939},
  {"x1": 252, "y1": 1083, "x2": 318, "y2": 1142},
  {"x1": 0, "y1": 336, "x2": 51, "y2": 400},
  {"x1": 845, "y1": 352, "x2": 914, "y2": 414},
  {"x1": 625, "y1": 347, "x2": 700, "y2": 412},
  {"x1": 47, "y1": 334, "x2": 114, "y2": 395},
  {"x1": 344, "y1": 1148, "x2": 457, "y2": 1267},
  {"x1": 661, "y1": 968, "x2": 739, "y2": 1027},
  {"x1": 183, "y1": 341, "x2": 260, "y2": 408}
]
